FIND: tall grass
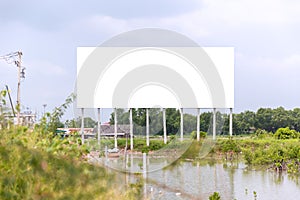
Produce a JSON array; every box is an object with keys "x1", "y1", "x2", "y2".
[{"x1": 0, "y1": 127, "x2": 141, "y2": 199}]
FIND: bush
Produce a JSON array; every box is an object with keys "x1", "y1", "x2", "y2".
[
  {"x1": 209, "y1": 192, "x2": 221, "y2": 200},
  {"x1": 274, "y1": 127, "x2": 299, "y2": 139},
  {"x1": 254, "y1": 129, "x2": 272, "y2": 139},
  {"x1": 0, "y1": 127, "x2": 140, "y2": 199},
  {"x1": 219, "y1": 139, "x2": 241, "y2": 153},
  {"x1": 190, "y1": 131, "x2": 207, "y2": 139}
]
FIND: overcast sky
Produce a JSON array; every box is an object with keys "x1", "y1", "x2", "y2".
[{"x1": 1, "y1": 0, "x2": 300, "y2": 122}]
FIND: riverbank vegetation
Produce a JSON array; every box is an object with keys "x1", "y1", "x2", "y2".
[
  {"x1": 184, "y1": 127, "x2": 300, "y2": 174},
  {"x1": 0, "y1": 126, "x2": 142, "y2": 200},
  {"x1": 0, "y1": 93, "x2": 142, "y2": 200},
  {"x1": 214, "y1": 137, "x2": 300, "y2": 174},
  {"x1": 1, "y1": 91, "x2": 300, "y2": 199}
]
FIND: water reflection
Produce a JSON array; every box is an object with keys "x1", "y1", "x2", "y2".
[
  {"x1": 153, "y1": 160, "x2": 299, "y2": 199},
  {"x1": 98, "y1": 154, "x2": 300, "y2": 200}
]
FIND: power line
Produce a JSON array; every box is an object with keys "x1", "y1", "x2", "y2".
[{"x1": 0, "y1": 51, "x2": 25, "y2": 125}]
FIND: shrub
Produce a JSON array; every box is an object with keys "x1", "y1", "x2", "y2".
[
  {"x1": 274, "y1": 127, "x2": 299, "y2": 139},
  {"x1": 0, "y1": 127, "x2": 140, "y2": 199},
  {"x1": 209, "y1": 192, "x2": 221, "y2": 200},
  {"x1": 254, "y1": 129, "x2": 272, "y2": 139},
  {"x1": 190, "y1": 131, "x2": 207, "y2": 140},
  {"x1": 219, "y1": 139, "x2": 241, "y2": 153}
]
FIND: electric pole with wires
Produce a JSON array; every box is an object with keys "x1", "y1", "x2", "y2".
[{"x1": 0, "y1": 51, "x2": 25, "y2": 125}]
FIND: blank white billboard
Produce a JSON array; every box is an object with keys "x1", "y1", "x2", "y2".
[{"x1": 77, "y1": 47, "x2": 234, "y2": 108}]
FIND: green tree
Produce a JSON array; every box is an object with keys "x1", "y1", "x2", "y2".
[
  {"x1": 255, "y1": 108, "x2": 274, "y2": 132},
  {"x1": 65, "y1": 118, "x2": 79, "y2": 128},
  {"x1": 165, "y1": 108, "x2": 180, "y2": 134},
  {"x1": 183, "y1": 113, "x2": 196, "y2": 134},
  {"x1": 149, "y1": 108, "x2": 163, "y2": 135},
  {"x1": 272, "y1": 107, "x2": 291, "y2": 131},
  {"x1": 47, "y1": 93, "x2": 76, "y2": 133},
  {"x1": 291, "y1": 108, "x2": 300, "y2": 131},
  {"x1": 233, "y1": 111, "x2": 256, "y2": 134},
  {"x1": 200, "y1": 112, "x2": 212, "y2": 133},
  {"x1": 75, "y1": 117, "x2": 96, "y2": 128},
  {"x1": 109, "y1": 108, "x2": 130, "y2": 125}
]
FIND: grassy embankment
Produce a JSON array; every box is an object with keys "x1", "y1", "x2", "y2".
[{"x1": 0, "y1": 127, "x2": 142, "y2": 200}]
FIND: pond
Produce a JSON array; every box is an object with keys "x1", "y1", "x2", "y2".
[
  {"x1": 95, "y1": 154, "x2": 300, "y2": 199},
  {"x1": 144, "y1": 161, "x2": 300, "y2": 200}
]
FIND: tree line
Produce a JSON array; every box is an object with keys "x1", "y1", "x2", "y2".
[
  {"x1": 103, "y1": 107, "x2": 300, "y2": 135},
  {"x1": 2, "y1": 87, "x2": 299, "y2": 136},
  {"x1": 64, "y1": 107, "x2": 300, "y2": 135}
]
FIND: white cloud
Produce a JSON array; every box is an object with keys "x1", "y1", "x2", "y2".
[
  {"x1": 285, "y1": 54, "x2": 300, "y2": 66},
  {"x1": 237, "y1": 52, "x2": 300, "y2": 72},
  {"x1": 199, "y1": 0, "x2": 300, "y2": 25},
  {"x1": 28, "y1": 60, "x2": 66, "y2": 76}
]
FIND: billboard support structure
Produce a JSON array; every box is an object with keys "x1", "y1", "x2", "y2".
[
  {"x1": 97, "y1": 108, "x2": 101, "y2": 145},
  {"x1": 230, "y1": 108, "x2": 233, "y2": 136},
  {"x1": 197, "y1": 108, "x2": 200, "y2": 141},
  {"x1": 114, "y1": 108, "x2": 118, "y2": 148},
  {"x1": 81, "y1": 108, "x2": 84, "y2": 144},
  {"x1": 213, "y1": 108, "x2": 216, "y2": 140},
  {"x1": 130, "y1": 108, "x2": 133, "y2": 150},
  {"x1": 163, "y1": 108, "x2": 167, "y2": 144},
  {"x1": 146, "y1": 108, "x2": 150, "y2": 146}
]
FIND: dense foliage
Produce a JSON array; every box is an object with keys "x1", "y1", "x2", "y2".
[
  {"x1": 0, "y1": 92, "x2": 141, "y2": 199},
  {"x1": 0, "y1": 127, "x2": 141, "y2": 199},
  {"x1": 214, "y1": 137, "x2": 300, "y2": 174}
]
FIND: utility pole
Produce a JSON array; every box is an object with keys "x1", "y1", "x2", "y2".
[
  {"x1": 0, "y1": 51, "x2": 24, "y2": 125},
  {"x1": 16, "y1": 52, "x2": 22, "y2": 125},
  {"x1": 43, "y1": 104, "x2": 47, "y2": 116}
]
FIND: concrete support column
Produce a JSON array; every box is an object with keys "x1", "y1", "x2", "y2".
[
  {"x1": 130, "y1": 108, "x2": 133, "y2": 150},
  {"x1": 180, "y1": 108, "x2": 183, "y2": 142},
  {"x1": 213, "y1": 108, "x2": 216, "y2": 140},
  {"x1": 97, "y1": 108, "x2": 101, "y2": 145},
  {"x1": 197, "y1": 108, "x2": 200, "y2": 141},
  {"x1": 146, "y1": 108, "x2": 150, "y2": 146},
  {"x1": 229, "y1": 108, "x2": 233, "y2": 137},
  {"x1": 163, "y1": 108, "x2": 167, "y2": 144},
  {"x1": 81, "y1": 108, "x2": 84, "y2": 144},
  {"x1": 114, "y1": 108, "x2": 118, "y2": 148}
]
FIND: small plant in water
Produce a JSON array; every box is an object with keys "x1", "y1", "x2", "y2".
[
  {"x1": 209, "y1": 192, "x2": 221, "y2": 200},
  {"x1": 138, "y1": 162, "x2": 143, "y2": 170},
  {"x1": 253, "y1": 191, "x2": 257, "y2": 200}
]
